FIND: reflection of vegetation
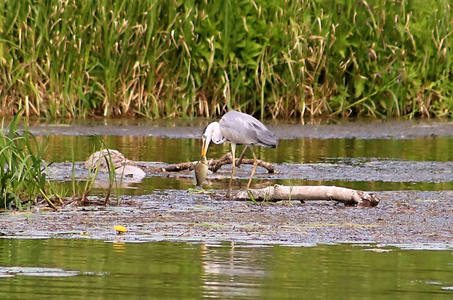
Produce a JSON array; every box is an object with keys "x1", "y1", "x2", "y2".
[
  {"x1": 0, "y1": 239, "x2": 204, "y2": 298},
  {"x1": 0, "y1": 116, "x2": 59, "y2": 210},
  {"x1": 1, "y1": 1, "x2": 452, "y2": 118},
  {"x1": 36, "y1": 134, "x2": 453, "y2": 166},
  {"x1": 266, "y1": 244, "x2": 453, "y2": 298},
  {"x1": 0, "y1": 239, "x2": 451, "y2": 298}
]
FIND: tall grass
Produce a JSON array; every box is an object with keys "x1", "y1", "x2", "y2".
[{"x1": 0, "y1": 0, "x2": 452, "y2": 119}]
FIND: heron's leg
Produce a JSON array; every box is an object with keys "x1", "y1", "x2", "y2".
[
  {"x1": 247, "y1": 148, "x2": 258, "y2": 190},
  {"x1": 236, "y1": 146, "x2": 249, "y2": 167},
  {"x1": 227, "y1": 143, "x2": 236, "y2": 197}
]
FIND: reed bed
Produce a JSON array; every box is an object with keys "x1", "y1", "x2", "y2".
[{"x1": 0, "y1": 0, "x2": 452, "y2": 119}]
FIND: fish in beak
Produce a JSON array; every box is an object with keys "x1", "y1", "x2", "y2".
[{"x1": 192, "y1": 157, "x2": 209, "y2": 188}]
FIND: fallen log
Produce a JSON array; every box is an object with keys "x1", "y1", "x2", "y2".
[
  {"x1": 161, "y1": 161, "x2": 195, "y2": 172},
  {"x1": 210, "y1": 153, "x2": 276, "y2": 173},
  {"x1": 161, "y1": 153, "x2": 276, "y2": 173},
  {"x1": 232, "y1": 185, "x2": 380, "y2": 207}
]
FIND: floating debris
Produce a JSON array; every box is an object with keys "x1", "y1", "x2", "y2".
[
  {"x1": 0, "y1": 267, "x2": 79, "y2": 278},
  {"x1": 114, "y1": 225, "x2": 127, "y2": 234}
]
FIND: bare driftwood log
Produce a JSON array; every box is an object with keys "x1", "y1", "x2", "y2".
[
  {"x1": 233, "y1": 185, "x2": 380, "y2": 207},
  {"x1": 161, "y1": 152, "x2": 276, "y2": 173}
]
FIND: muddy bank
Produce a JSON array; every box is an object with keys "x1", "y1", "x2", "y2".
[
  {"x1": 46, "y1": 158, "x2": 453, "y2": 186},
  {"x1": 0, "y1": 190, "x2": 452, "y2": 249},
  {"x1": 26, "y1": 118, "x2": 453, "y2": 139}
]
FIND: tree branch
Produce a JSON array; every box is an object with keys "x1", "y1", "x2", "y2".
[
  {"x1": 232, "y1": 185, "x2": 380, "y2": 207},
  {"x1": 161, "y1": 152, "x2": 276, "y2": 173}
]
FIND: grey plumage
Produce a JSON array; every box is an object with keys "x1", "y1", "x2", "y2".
[
  {"x1": 201, "y1": 110, "x2": 278, "y2": 197},
  {"x1": 219, "y1": 110, "x2": 278, "y2": 148}
]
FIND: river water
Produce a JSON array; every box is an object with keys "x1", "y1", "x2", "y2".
[
  {"x1": 0, "y1": 239, "x2": 452, "y2": 299},
  {"x1": 0, "y1": 117, "x2": 452, "y2": 299}
]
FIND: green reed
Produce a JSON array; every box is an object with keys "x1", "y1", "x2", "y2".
[
  {"x1": 0, "y1": 115, "x2": 56, "y2": 209},
  {"x1": 0, "y1": 0, "x2": 452, "y2": 119}
]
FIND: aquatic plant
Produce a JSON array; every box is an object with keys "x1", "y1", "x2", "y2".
[
  {"x1": 0, "y1": 0, "x2": 452, "y2": 118},
  {"x1": 80, "y1": 146, "x2": 125, "y2": 206},
  {"x1": 0, "y1": 117, "x2": 131, "y2": 210},
  {"x1": 0, "y1": 115, "x2": 56, "y2": 209}
]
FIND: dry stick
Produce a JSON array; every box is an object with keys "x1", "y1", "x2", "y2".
[
  {"x1": 210, "y1": 153, "x2": 276, "y2": 173},
  {"x1": 232, "y1": 185, "x2": 380, "y2": 207},
  {"x1": 160, "y1": 161, "x2": 197, "y2": 172},
  {"x1": 160, "y1": 153, "x2": 276, "y2": 173}
]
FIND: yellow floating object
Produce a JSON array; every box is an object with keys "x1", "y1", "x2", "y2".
[{"x1": 114, "y1": 225, "x2": 127, "y2": 233}]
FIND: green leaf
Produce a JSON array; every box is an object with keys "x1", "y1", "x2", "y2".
[{"x1": 354, "y1": 77, "x2": 366, "y2": 98}]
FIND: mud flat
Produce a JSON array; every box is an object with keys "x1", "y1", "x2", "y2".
[{"x1": 0, "y1": 190, "x2": 452, "y2": 250}]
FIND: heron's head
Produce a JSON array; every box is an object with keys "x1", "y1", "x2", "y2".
[{"x1": 201, "y1": 122, "x2": 225, "y2": 159}]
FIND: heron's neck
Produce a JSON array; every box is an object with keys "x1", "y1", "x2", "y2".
[{"x1": 207, "y1": 122, "x2": 226, "y2": 144}]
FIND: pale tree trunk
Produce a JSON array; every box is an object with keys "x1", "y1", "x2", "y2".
[{"x1": 232, "y1": 185, "x2": 380, "y2": 207}]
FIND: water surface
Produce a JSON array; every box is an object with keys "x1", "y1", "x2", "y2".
[
  {"x1": 38, "y1": 135, "x2": 453, "y2": 164},
  {"x1": 2, "y1": 119, "x2": 452, "y2": 299},
  {"x1": 39, "y1": 134, "x2": 453, "y2": 193},
  {"x1": 0, "y1": 239, "x2": 451, "y2": 299}
]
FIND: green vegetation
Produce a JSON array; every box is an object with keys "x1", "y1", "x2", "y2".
[
  {"x1": 0, "y1": 0, "x2": 452, "y2": 118},
  {"x1": 0, "y1": 118, "x2": 124, "y2": 210},
  {"x1": 79, "y1": 146, "x2": 124, "y2": 206},
  {"x1": 0, "y1": 115, "x2": 56, "y2": 209}
]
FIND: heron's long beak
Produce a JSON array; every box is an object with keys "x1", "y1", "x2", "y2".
[{"x1": 201, "y1": 137, "x2": 208, "y2": 159}]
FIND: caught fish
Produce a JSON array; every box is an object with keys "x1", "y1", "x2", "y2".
[{"x1": 192, "y1": 158, "x2": 209, "y2": 189}]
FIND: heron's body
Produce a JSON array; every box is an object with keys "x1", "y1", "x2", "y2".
[
  {"x1": 201, "y1": 110, "x2": 278, "y2": 197},
  {"x1": 219, "y1": 110, "x2": 278, "y2": 148}
]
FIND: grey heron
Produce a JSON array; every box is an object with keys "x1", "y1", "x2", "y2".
[{"x1": 201, "y1": 110, "x2": 278, "y2": 197}]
